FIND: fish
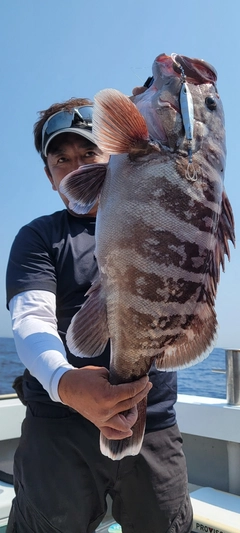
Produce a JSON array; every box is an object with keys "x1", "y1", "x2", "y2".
[{"x1": 60, "y1": 53, "x2": 235, "y2": 460}]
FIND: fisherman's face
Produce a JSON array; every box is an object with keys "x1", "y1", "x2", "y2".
[{"x1": 45, "y1": 133, "x2": 109, "y2": 216}]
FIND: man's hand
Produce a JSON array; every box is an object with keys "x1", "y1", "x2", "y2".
[
  {"x1": 58, "y1": 366, "x2": 152, "y2": 440},
  {"x1": 131, "y1": 86, "x2": 148, "y2": 96}
]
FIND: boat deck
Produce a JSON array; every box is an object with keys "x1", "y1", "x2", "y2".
[{"x1": 0, "y1": 395, "x2": 240, "y2": 532}]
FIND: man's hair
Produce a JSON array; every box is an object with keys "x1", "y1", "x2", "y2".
[{"x1": 33, "y1": 97, "x2": 93, "y2": 164}]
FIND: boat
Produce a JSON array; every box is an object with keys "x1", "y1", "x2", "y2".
[{"x1": 0, "y1": 349, "x2": 240, "y2": 533}]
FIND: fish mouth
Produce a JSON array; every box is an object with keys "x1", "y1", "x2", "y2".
[
  {"x1": 148, "y1": 52, "x2": 219, "y2": 150},
  {"x1": 155, "y1": 53, "x2": 218, "y2": 85}
]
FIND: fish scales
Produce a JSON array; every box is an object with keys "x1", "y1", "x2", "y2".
[
  {"x1": 60, "y1": 53, "x2": 235, "y2": 460},
  {"x1": 95, "y1": 154, "x2": 217, "y2": 366}
]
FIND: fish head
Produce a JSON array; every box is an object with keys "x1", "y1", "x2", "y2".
[{"x1": 132, "y1": 53, "x2": 226, "y2": 176}]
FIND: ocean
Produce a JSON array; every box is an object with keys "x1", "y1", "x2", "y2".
[{"x1": 0, "y1": 337, "x2": 227, "y2": 398}]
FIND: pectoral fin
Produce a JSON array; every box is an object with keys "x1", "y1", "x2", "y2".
[
  {"x1": 93, "y1": 89, "x2": 150, "y2": 154},
  {"x1": 66, "y1": 279, "x2": 109, "y2": 356},
  {"x1": 60, "y1": 163, "x2": 108, "y2": 214}
]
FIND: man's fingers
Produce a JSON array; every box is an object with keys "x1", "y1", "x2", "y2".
[
  {"x1": 111, "y1": 375, "x2": 150, "y2": 402},
  {"x1": 132, "y1": 86, "x2": 148, "y2": 96},
  {"x1": 101, "y1": 407, "x2": 136, "y2": 431},
  {"x1": 110, "y1": 381, "x2": 152, "y2": 417},
  {"x1": 121, "y1": 405, "x2": 138, "y2": 427},
  {"x1": 99, "y1": 403, "x2": 144, "y2": 440},
  {"x1": 100, "y1": 425, "x2": 133, "y2": 440},
  {"x1": 100, "y1": 408, "x2": 138, "y2": 440}
]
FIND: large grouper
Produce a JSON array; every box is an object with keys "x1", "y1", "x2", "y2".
[{"x1": 60, "y1": 53, "x2": 235, "y2": 460}]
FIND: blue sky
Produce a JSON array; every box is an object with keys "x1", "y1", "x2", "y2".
[{"x1": 0, "y1": 0, "x2": 239, "y2": 350}]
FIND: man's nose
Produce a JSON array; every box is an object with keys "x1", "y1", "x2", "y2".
[{"x1": 76, "y1": 157, "x2": 85, "y2": 168}]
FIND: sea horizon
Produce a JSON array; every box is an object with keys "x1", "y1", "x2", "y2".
[{"x1": 0, "y1": 336, "x2": 228, "y2": 399}]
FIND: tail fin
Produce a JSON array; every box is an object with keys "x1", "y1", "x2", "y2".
[{"x1": 100, "y1": 397, "x2": 147, "y2": 460}]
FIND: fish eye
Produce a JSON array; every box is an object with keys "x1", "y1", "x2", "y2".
[{"x1": 205, "y1": 96, "x2": 217, "y2": 110}]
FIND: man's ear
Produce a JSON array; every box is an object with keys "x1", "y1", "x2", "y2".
[{"x1": 44, "y1": 166, "x2": 57, "y2": 191}]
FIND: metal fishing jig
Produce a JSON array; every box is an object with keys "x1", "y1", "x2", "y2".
[{"x1": 171, "y1": 53, "x2": 198, "y2": 182}]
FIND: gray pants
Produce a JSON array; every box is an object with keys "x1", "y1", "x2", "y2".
[{"x1": 7, "y1": 406, "x2": 193, "y2": 533}]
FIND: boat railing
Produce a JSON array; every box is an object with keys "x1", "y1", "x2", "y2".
[
  {"x1": 212, "y1": 349, "x2": 240, "y2": 406},
  {"x1": 0, "y1": 393, "x2": 17, "y2": 400},
  {"x1": 226, "y1": 350, "x2": 240, "y2": 405}
]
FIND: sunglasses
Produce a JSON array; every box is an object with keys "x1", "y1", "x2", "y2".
[{"x1": 41, "y1": 106, "x2": 93, "y2": 156}]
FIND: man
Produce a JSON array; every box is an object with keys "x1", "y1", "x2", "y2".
[{"x1": 6, "y1": 96, "x2": 193, "y2": 533}]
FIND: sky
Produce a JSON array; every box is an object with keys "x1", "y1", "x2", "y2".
[{"x1": 0, "y1": 0, "x2": 239, "y2": 350}]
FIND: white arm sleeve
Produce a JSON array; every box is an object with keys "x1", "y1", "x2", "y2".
[{"x1": 9, "y1": 290, "x2": 74, "y2": 403}]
